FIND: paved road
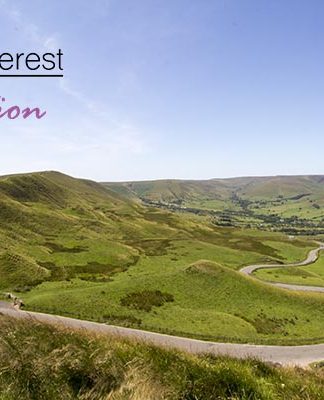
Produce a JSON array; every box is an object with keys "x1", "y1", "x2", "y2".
[
  {"x1": 1, "y1": 305, "x2": 324, "y2": 367},
  {"x1": 240, "y1": 242, "x2": 324, "y2": 293},
  {"x1": 1, "y1": 243, "x2": 324, "y2": 367}
]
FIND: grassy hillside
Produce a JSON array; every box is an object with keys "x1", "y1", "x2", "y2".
[
  {"x1": 105, "y1": 175, "x2": 324, "y2": 234},
  {"x1": 1, "y1": 316, "x2": 323, "y2": 400},
  {"x1": 1, "y1": 171, "x2": 324, "y2": 344},
  {"x1": 0, "y1": 171, "x2": 145, "y2": 290},
  {"x1": 22, "y1": 259, "x2": 324, "y2": 344}
]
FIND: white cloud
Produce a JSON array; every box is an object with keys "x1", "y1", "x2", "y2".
[{"x1": 2, "y1": 4, "x2": 59, "y2": 52}]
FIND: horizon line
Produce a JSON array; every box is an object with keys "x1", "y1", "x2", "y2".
[
  {"x1": 103, "y1": 173, "x2": 324, "y2": 183},
  {"x1": 1, "y1": 170, "x2": 323, "y2": 183}
]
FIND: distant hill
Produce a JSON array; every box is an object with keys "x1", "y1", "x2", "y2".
[
  {"x1": 104, "y1": 175, "x2": 324, "y2": 202},
  {"x1": 104, "y1": 175, "x2": 324, "y2": 233}
]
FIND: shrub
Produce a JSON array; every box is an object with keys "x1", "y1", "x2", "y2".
[{"x1": 120, "y1": 290, "x2": 174, "y2": 312}]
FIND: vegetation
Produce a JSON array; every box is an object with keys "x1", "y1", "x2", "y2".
[
  {"x1": 21, "y1": 259, "x2": 324, "y2": 345},
  {"x1": 120, "y1": 290, "x2": 174, "y2": 312},
  {"x1": 0, "y1": 316, "x2": 323, "y2": 400}
]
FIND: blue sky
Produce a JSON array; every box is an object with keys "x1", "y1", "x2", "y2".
[{"x1": 0, "y1": 0, "x2": 323, "y2": 181}]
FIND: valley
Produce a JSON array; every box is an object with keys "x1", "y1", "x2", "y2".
[
  {"x1": 1, "y1": 171, "x2": 323, "y2": 346},
  {"x1": 105, "y1": 176, "x2": 324, "y2": 235}
]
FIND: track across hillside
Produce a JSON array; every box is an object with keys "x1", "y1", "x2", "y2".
[
  {"x1": 0, "y1": 304, "x2": 324, "y2": 367},
  {"x1": 240, "y1": 242, "x2": 324, "y2": 293}
]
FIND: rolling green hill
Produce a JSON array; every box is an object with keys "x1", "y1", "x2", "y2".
[
  {"x1": 22, "y1": 257, "x2": 324, "y2": 344},
  {"x1": 105, "y1": 175, "x2": 324, "y2": 234},
  {"x1": 1, "y1": 171, "x2": 324, "y2": 344},
  {"x1": 105, "y1": 175, "x2": 324, "y2": 203}
]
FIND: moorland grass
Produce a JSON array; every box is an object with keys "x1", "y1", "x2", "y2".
[
  {"x1": 22, "y1": 259, "x2": 324, "y2": 345},
  {"x1": 0, "y1": 315, "x2": 323, "y2": 400}
]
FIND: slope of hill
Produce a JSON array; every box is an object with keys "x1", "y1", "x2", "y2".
[
  {"x1": 22, "y1": 257, "x2": 324, "y2": 344},
  {"x1": 0, "y1": 171, "x2": 145, "y2": 289},
  {"x1": 105, "y1": 175, "x2": 324, "y2": 234}
]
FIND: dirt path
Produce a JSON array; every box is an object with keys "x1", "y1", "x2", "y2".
[
  {"x1": 1, "y1": 305, "x2": 324, "y2": 367},
  {"x1": 240, "y1": 242, "x2": 324, "y2": 293}
]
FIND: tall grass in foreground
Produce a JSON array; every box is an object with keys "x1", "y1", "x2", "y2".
[{"x1": 0, "y1": 316, "x2": 323, "y2": 400}]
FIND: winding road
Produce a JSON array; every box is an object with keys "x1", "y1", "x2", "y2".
[
  {"x1": 240, "y1": 242, "x2": 324, "y2": 293},
  {"x1": 1, "y1": 243, "x2": 324, "y2": 367}
]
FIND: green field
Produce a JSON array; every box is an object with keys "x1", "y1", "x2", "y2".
[
  {"x1": 1, "y1": 171, "x2": 324, "y2": 345},
  {"x1": 254, "y1": 250, "x2": 324, "y2": 287},
  {"x1": 22, "y1": 255, "x2": 324, "y2": 345}
]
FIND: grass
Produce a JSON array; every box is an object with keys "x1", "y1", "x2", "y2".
[
  {"x1": 0, "y1": 315, "x2": 324, "y2": 400},
  {"x1": 254, "y1": 250, "x2": 324, "y2": 287},
  {"x1": 0, "y1": 251, "x2": 50, "y2": 291},
  {"x1": 22, "y1": 258, "x2": 324, "y2": 344}
]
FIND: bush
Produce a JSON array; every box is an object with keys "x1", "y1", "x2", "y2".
[{"x1": 120, "y1": 290, "x2": 174, "y2": 312}]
